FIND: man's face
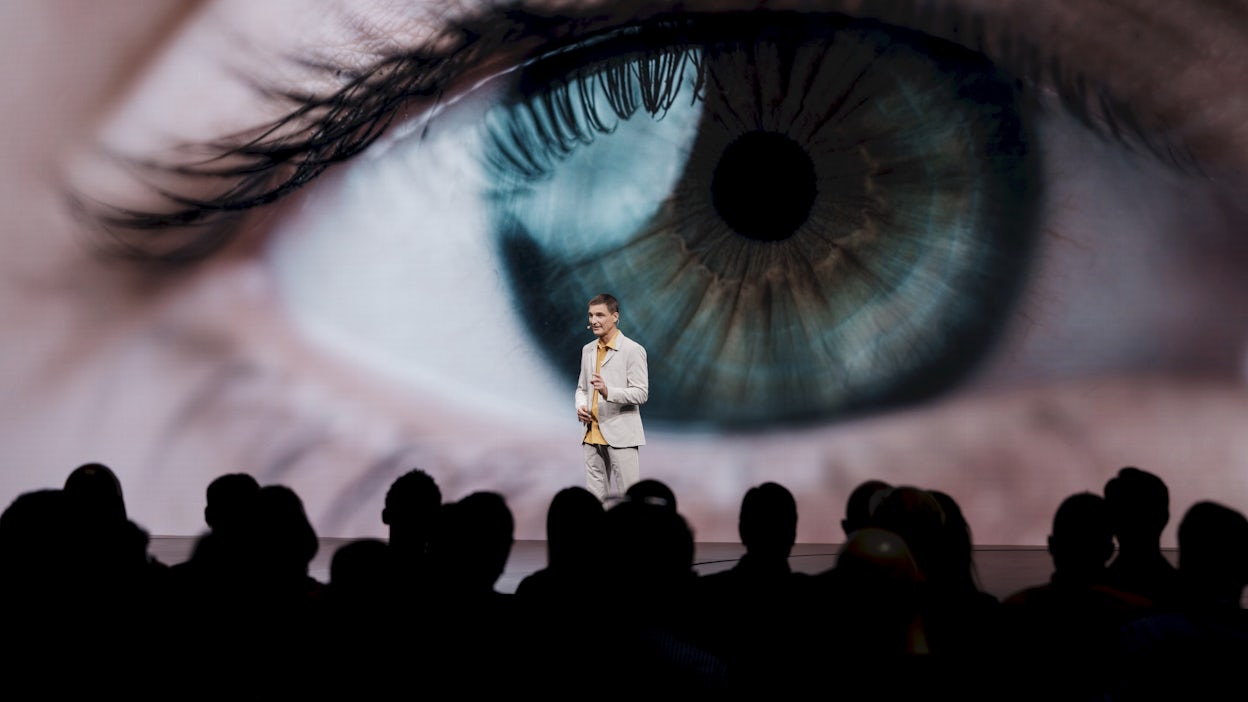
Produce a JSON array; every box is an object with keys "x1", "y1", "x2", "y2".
[{"x1": 588, "y1": 303, "x2": 619, "y2": 340}]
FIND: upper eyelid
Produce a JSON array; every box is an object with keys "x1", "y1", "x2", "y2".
[
  {"x1": 74, "y1": 2, "x2": 1205, "y2": 262},
  {"x1": 892, "y1": 5, "x2": 1204, "y2": 176},
  {"x1": 72, "y1": 7, "x2": 546, "y2": 263}
]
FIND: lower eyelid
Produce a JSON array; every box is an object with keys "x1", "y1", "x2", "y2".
[{"x1": 100, "y1": 281, "x2": 559, "y2": 537}]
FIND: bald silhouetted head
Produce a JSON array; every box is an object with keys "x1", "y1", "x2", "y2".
[
  {"x1": 625, "y1": 479, "x2": 677, "y2": 511},
  {"x1": 842, "y1": 479, "x2": 892, "y2": 539}
]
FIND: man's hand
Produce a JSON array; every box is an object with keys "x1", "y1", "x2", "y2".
[
  {"x1": 577, "y1": 405, "x2": 594, "y2": 423},
  {"x1": 590, "y1": 373, "x2": 608, "y2": 399}
]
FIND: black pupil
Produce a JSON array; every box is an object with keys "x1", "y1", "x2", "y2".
[{"x1": 711, "y1": 130, "x2": 818, "y2": 242}]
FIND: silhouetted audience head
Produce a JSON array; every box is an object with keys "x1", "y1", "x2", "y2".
[
  {"x1": 329, "y1": 538, "x2": 390, "y2": 603},
  {"x1": 868, "y1": 485, "x2": 997, "y2": 662},
  {"x1": 1112, "y1": 501, "x2": 1248, "y2": 702},
  {"x1": 1177, "y1": 500, "x2": 1248, "y2": 608},
  {"x1": 739, "y1": 481, "x2": 797, "y2": 560},
  {"x1": 429, "y1": 491, "x2": 515, "y2": 594},
  {"x1": 1100, "y1": 466, "x2": 1181, "y2": 605},
  {"x1": 245, "y1": 484, "x2": 319, "y2": 586},
  {"x1": 0, "y1": 489, "x2": 75, "y2": 589},
  {"x1": 835, "y1": 526, "x2": 922, "y2": 585},
  {"x1": 63, "y1": 462, "x2": 127, "y2": 524},
  {"x1": 545, "y1": 486, "x2": 605, "y2": 568},
  {"x1": 61, "y1": 463, "x2": 155, "y2": 583},
  {"x1": 625, "y1": 478, "x2": 678, "y2": 511},
  {"x1": 604, "y1": 498, "x2": 695, "y2": 598},
  {"x1": 830, "y1": 526, "x2": 926, "y2": 654},
  {"x1": 1048, "y1": 492, "x2": 1115, "y2": 581},
  {"x1": 382, "y1": 468, "x2": 442, "y2": 549},
  {"x1": 204, "y1": 472, "x2": 260, "y2": 534},
  {"x1": 25, "y1": 455, "x2": 1248, "y2": 697},
  {"x1": 1104, "y1": 466, "x2": 1170, "y2": 546},
  {"x1": 869, "y1": 485, "x2": 946, "y2": 580},
  {"x1": 842, "y1": 479, "x2": 892, "y2": 539},
  {"x1": 1, "y1": 484, "x2": 157, "y2": 621},
  {"x1": 929, "y1": 489, "x2": 983, "y2": 591}
]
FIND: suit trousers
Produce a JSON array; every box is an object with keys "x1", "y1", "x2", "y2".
[{"x1": 583, "y1": 443, "x2": 639, "y2": 502}]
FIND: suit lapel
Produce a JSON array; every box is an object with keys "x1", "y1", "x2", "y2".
[{"x1": 600, "y1": 333, "x2": 623, "y2": 368}]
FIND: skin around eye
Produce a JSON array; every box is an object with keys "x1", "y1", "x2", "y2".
[{"x1": 7, "y1": 0, "x2": 1248, "y2": 551}]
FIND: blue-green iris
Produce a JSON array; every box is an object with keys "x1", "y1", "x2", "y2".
[{"x1": 481, "y1": 13, "x2": 1041, "y2": 429}]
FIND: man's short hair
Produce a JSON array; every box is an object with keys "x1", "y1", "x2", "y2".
[
  {"x1": 1104, "y1": 466, "x2": 1170, "y2": 535},
  {"x1": 588, "y1": 293, "x2": 619, "y2": 314},
  {"x1": 383, "y1": 468, "x2": 441, "y2": 525}
]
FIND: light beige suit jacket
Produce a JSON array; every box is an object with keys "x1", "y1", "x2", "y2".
[{"x1": 575, "y1": 331, "x2": 648, "y2": 448}]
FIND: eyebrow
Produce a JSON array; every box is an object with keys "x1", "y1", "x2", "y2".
[{"x1": 75, "y1": 0, "x2": 1229, "y2": 262}]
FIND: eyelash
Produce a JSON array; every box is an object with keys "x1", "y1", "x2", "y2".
[
  {"x1": 76, "y1": 4, "x2": 1198, "y2": 263},
  {"x1": 483, "y1": 23, "x2": 703, "y2": 181}
]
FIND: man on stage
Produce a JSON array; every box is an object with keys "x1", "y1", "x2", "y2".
[{"x1": 575, "y1": 294, "x2": 649, "y2": 502}]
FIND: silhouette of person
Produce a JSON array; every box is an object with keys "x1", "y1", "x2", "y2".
[
  {"x1": 695, "y1": 482, "x2": 814, "y2": 695},
  {"x1": 61, "y1": 462, "x2": 166, "y2": 636},
  {"x1": 170, "y1": 472, "x2": 261, "y2": 585},
  {"x1": 2, "y1": 483, "x2": 164, "y2": 687},
  {"x1": 321, "y1": 537, "x2": 394, "y2": 688},
  {"x1": 1001, "y1": 492, "x2": 1153, "y2": 699},
  {"x1": 841, "y1": 479, "x2": 893, "y2": 539},
  {"x1": 867, "y1": 485, "x2": 999, "y2": 698},
  {"x1": 602, "y1": 498, "x2": 726, "y2": 694},
  {"x1": 513, "y1": 486, "x2": 608, "y2": 692},
  {"x1": 1113, "y1": 500, "x2": 1248, "y2": 700},
  {"x1": 204, "y1": 472, "x2": 262, "y2": 534},
  {"x1": 1103, "y1": 466, "x2": 1180, "y2": 607},
  {"x1": 625, "y1": 477, "x2": 678, "y2": 511},
  {"x1": 515, "y1": 485, "x2": 606, "y2": 606},
  {"x1": 327, "y1": 537, "x2": 391, "y2": 608},
  {"x1": 63, "y1": 462, "x2": 128, "y2": 523},
  {"x1": 423, "y1": 491, "x2": 524, "y2": 693},
  {"x1": 815, "y1": 526, "x2": 933, "y2": 700},
  {"x1": 380, "y1": 467, "x2": 442, "y2": 597}
]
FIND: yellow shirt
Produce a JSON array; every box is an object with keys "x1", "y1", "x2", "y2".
[{"x1": 584, "y1": 330, "x2": 619, "y2": 445}]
